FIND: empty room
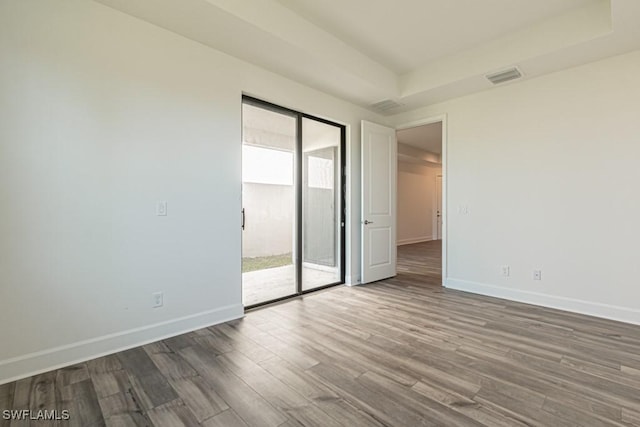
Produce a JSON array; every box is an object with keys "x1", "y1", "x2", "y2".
[{"x1": 1, "y1": 0, "x2": 640, "y2": 426}]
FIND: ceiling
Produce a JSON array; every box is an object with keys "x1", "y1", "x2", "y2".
[
  {"x1": 276, "y1": 0, "x2": 594, "y2": 74},
  {"x1": 397, "y1": 123, "x2": 442, "y2": 154},
  {"x1": 95, "y1": 0, "x2": 640, "y2": 115}
]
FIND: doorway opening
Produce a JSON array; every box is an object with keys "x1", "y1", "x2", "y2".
[
  {"x1": 241, "y1": 96, "x2": 346, "y2": 308},
  {"x1": 395, "y1": 119, "x2": 444, "y2": 285}
]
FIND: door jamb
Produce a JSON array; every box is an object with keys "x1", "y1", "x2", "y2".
[{"x1": 395, "y1": 114, "x2": 448, "y2": 286}]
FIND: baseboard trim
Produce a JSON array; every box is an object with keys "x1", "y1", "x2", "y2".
[
  {"x1": 345, "y1": 275, "x2": 362, "y2": 286},
  {"x1": 445, "y1": 278, "x2": 640, "y2": 326},
  {"x1": 397, "y1": 237, "x2": 433, "y2": 246},
  {"x1": 0, "y1": 304, "x2": 244, "y2": 385}
]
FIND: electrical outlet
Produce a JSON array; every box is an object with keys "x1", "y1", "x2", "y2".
[
  {"x1": 153, "y1": 292, "x2": 164, "y2": 308},
  {"x1": 533, "y1": 270, "x2": 542, "y2": 281},
  {"x1": 156, "y1": 201, "x2": 168, "y2": 216},
  {"x1": 501, "y1": 265, "x2": 510, "y2": 277}
]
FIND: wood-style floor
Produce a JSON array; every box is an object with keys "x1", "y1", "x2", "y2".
[{"x1": 2, "y1": 240, "x2": 640, "y2": 426}]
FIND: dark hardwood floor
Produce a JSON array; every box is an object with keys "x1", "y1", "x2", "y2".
[{"x1": 2, "y1": 240, "x2": 640, "y2": 426}]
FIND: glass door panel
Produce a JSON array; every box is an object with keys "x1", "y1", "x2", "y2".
[
  {"x1": 301, "y1": 118, "x2": 342, "y2": 291},
  {"x1": 242, "y1": 103, "x2": 297, "y2": 306}
]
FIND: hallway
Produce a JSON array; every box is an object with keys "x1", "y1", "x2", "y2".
[{"x1": 396, "y1": 240, "x2": 442, "y2": 287}]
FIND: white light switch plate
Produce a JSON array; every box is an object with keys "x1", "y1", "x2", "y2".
[
  {"x1": 157, "y1": 201, "x2": 167, "y2": 216},
  {"x1": 153, "y1": 292, "x2": 164, "y2": 308}
]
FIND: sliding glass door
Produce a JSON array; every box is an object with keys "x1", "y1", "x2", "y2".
[
  {"x1": 241, "y1": 102, "x2": 297, "y2": 306},
  {"x1": 241, "y1": 97, "x2": 345, "y2": 307},
  {"x1": 302, "y1": 118, "x2": 342, "y2": 291}
]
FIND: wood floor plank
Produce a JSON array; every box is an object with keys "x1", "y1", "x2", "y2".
[
  {"x1": 541, "y1": 398, "x2": 626, "y2": 427},
  {"x1": 148, "y1": 352, "x2": 198, "y2": 381},
  {"x1": 452, "y1": 402, "x2": 531, "y2": 427},
  {"x1": 544, "y1": 386, "x2": 622, "y2": 422},
  {"x1": 621, "y1": 364, "x2": 640, "y2": 378},
  {"x1": 116, "y1": 348, "x2": 178, "y2": 410},
  {"x1": 55, "y1": 364, "x2": 90, "y2": 387},
  {"x1": 213, "y1": 323, "x2": 278, "y2": 363},
  {"x1": 508, "y1": 350, "x2": 640, "y2": 407},
  {"x1": 411, "y1": 379, "x2": 477, "y2": 407},
  {"x1": 307, "y1": 362, "x2": 434, "y2": 427},
  {"x1": 258, "y1": 356, "x2": 339, "y2": 402},
  {"x1": 357, "y1": 370, "x2": 485, "y2": 427},
  {"x1": 560, "y1": 355, "x2": 638, "y2": 389},
  {"x1": 269, "y1": 323, "x2": 415, "y2": 385},
  {"x1": 0, "y1": 382, "x2": 15, "y2": 411},
  {"x1": 242, "y1": 333, "x2": 320, "y2": 371},
  {"x1": 163, "y1": 334, "x2": 198, "y2": 353},
  {"x1": 11, "y1": 372, "x2": 57, "y2": 412},
  {"x1": 312, "y1": 398, "x2": 387, "y2": 427},
  {"x1": 256, "y1": 323, "x2": 368, "y2": 379},
  {"x1": 142, "y1": 341, "x2": 172, "y2": 355},
  {"x1": 281, "y1": 404, "x2": 344, "y2": 427},
  {"x1": 87, "y1": 355, "x2": 122, "y2": 375},
  {"x1": 215, "y1": 351, "x2": 310, "y2": 411},
  {"x1": 98, "y1": 390, "x2": 151, "y2": 427},
  {"x1": 178, "y1": 345, "x2": 287, "y2": 427},
  {"x1": 62, "y1": 379, "x2": 105, "y2": 427},
  {"x1": 622, "y1": 408, "x2": 640, "y2": 425},
  {"x1": 168, "y1": 376, "x2": 228, "y2": 423},
  {"x1": 193, "y1": 334, "x2": 233, "y2": 356},
  {"x1": 474, "y1": 386, "x2": 576, "y2": 427},
  {"x1": 200, "y1": 409, "x2": 249, "y2": 427},
  {"x1": 146, "y1": 399, "x2": 199, "y2": 427},
  {"x1": 90, "y1": 370, "x2": 131, "y2": 399}
]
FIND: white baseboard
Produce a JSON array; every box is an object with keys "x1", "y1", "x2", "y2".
[
  {"x1": 345, "y1": 275, "x2": 362, "y2": 286},
  {"x1": 397, "y1": 237, "x2": 433, "y2": 246},
  {"x1": 445, "y1": 278, "x2": 640, "y2": 326},
  {"x1": 0, "y1": 304, "x2": 244, "y2": 385}
]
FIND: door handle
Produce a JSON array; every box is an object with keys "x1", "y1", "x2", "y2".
[
  {"x1": 241, "y1": 208, "x2": 245, "y2": 230},
  {"x1": 364, "y1": 220, "x2": 374, "y2": 225}
]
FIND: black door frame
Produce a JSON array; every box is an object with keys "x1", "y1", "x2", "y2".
[{"x1": 242, "y1": 95, "x2": 346, "y2": 309}]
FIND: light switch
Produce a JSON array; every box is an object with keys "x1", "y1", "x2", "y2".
[{"x1": 157, "y1": 201, "x2": 167, "y2": 216}]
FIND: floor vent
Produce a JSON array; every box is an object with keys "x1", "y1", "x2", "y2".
[{"x1": 486, "y1": 67, "x2": 522, "y2": 85}]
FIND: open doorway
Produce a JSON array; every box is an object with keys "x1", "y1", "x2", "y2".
[{"x1": 395, "y1": 120, "x2": 443, "y2": 286}]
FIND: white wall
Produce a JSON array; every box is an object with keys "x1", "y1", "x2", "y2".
[
  {"x1": 391, "y1": 49, "x2": 640, "y2": 325},
  {"x1": 397, "y1": 162, "x2": 441, "y2": 245},
  {"x1": 0, "y1": 0, "x2": 386, "y2": 383}
]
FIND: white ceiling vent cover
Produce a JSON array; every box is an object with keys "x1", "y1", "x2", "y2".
[
  {"x1": 370, "y1": 99, "x2": 403, "y2": 113},
  {"x1": 486, "y1": 67, "x2": 522, "y2": 85}
]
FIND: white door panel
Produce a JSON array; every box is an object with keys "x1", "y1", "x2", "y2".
[
  {"x1": 369, "y1": 228, "x2": 392, "y2": 266},
  {"x1": 361, "y1": 121, "x2": 397, "y2": 284}
]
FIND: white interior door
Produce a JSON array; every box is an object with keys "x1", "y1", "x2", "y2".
[
  {"x1": 361, "y1": 120, "x2": 397, "y2": 284},
  {"x1": 436, "y1": 174, "x2": 443, "y2": 240}
]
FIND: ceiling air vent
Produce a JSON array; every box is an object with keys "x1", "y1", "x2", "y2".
[
  {"x1": 370, "y1": 99, "x2": 403, "y2": 113},
  {"x1": 486, "y1": 67, "x2": 522, "y2": 85}
]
